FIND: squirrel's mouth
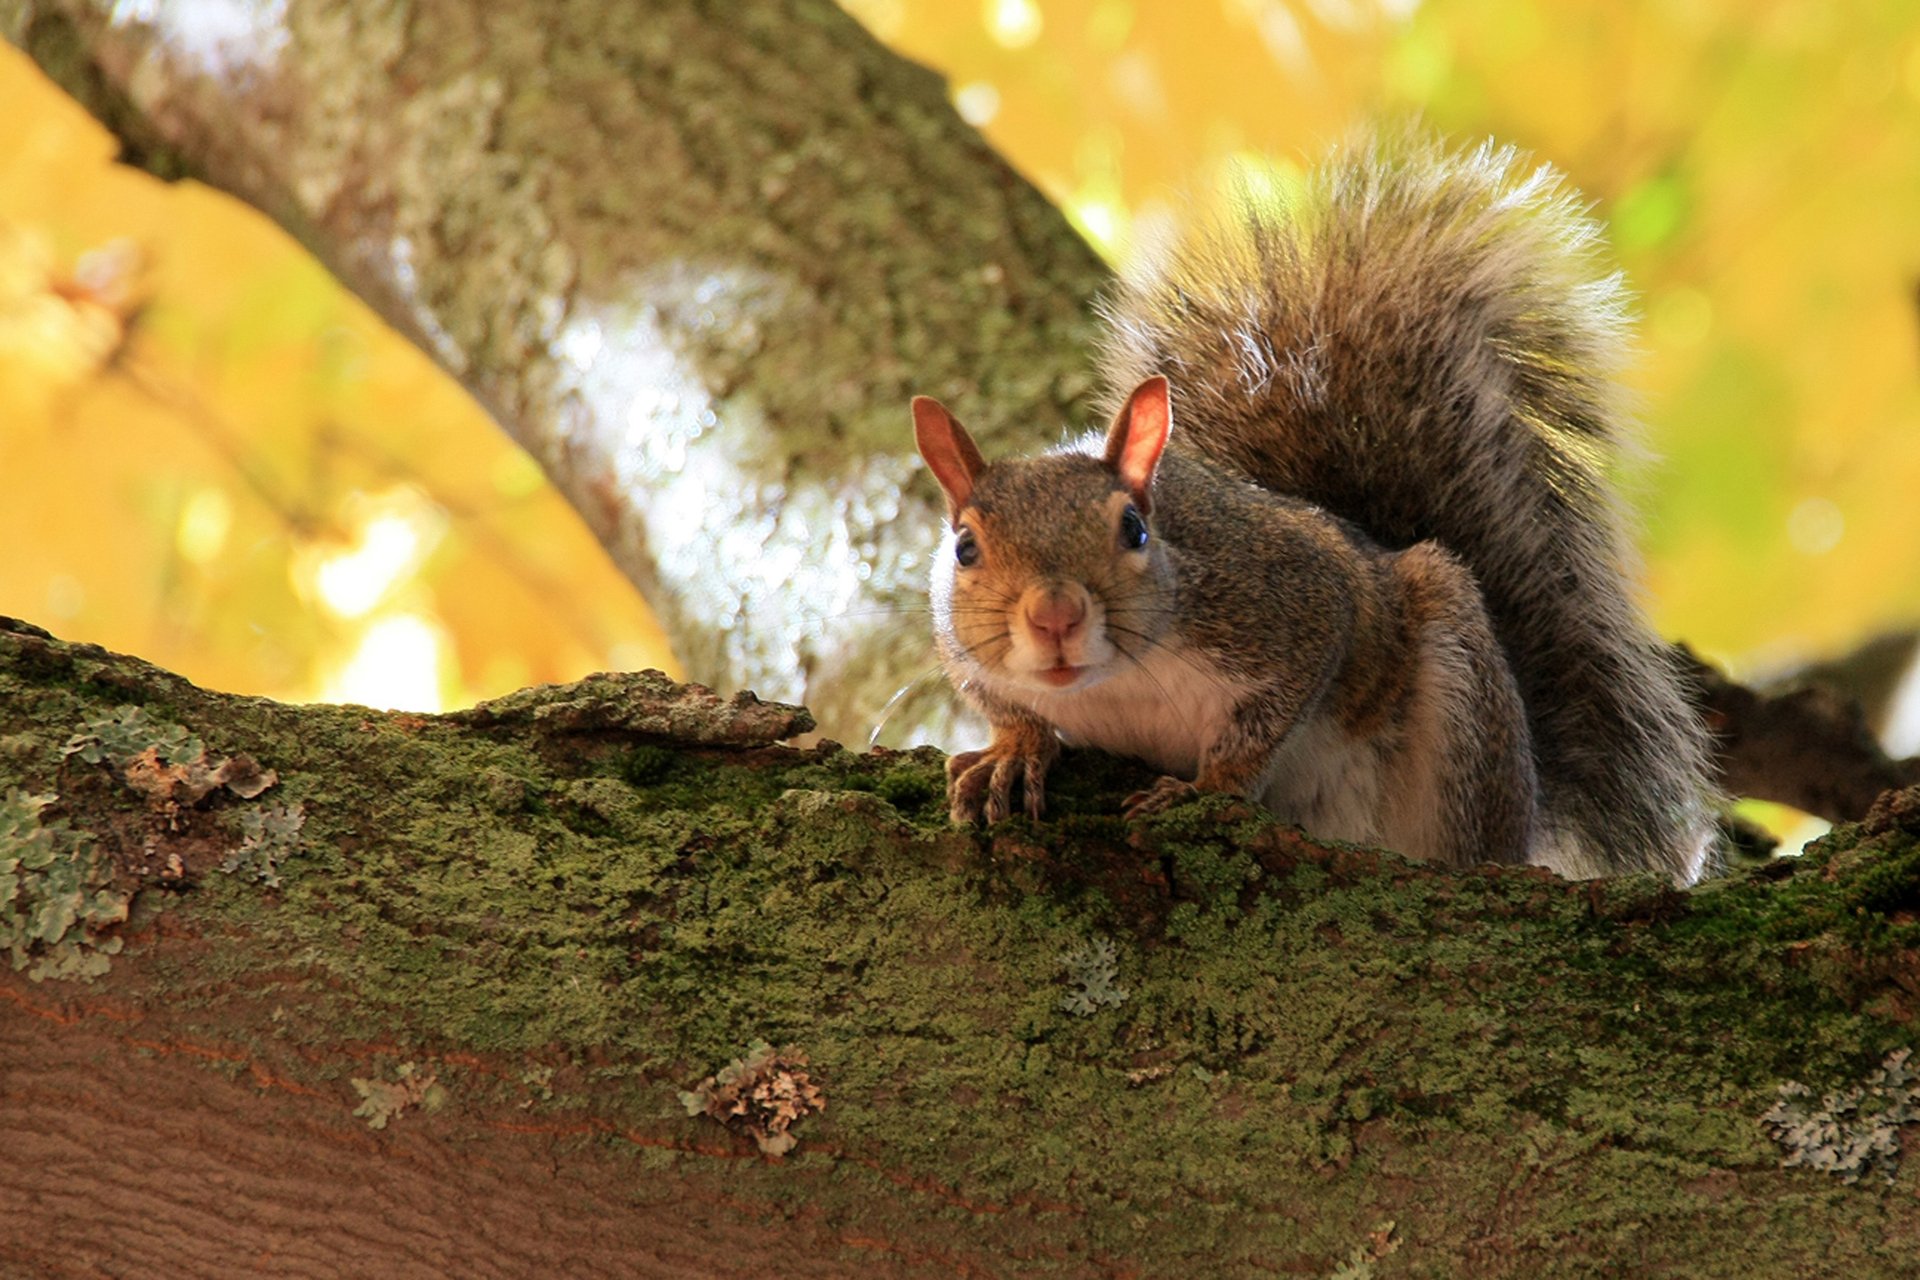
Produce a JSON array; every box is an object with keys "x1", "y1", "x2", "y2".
[{"x1": 1036, "y1": 665, "x2": 1083, "y2": 688}]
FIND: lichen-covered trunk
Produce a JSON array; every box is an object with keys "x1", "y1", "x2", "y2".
[
  {"x1": 6, "y1": 614, "x2": 1920, "y2": 1277},
  {"x1": 0, "y1": 0, "x2": 1109, "y2": 744}
]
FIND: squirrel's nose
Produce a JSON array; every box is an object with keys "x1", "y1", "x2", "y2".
[{"x1": 1025, "y1": 586, "x2": 1089, "y2": 644}]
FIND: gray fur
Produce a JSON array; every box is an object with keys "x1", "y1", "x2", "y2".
[{"x1": 1096, "y1": 132, "x2": 1716, "y2": 880}]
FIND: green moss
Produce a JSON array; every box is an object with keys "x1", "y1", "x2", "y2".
[{"x1": 616, "y1": 743, "x2": 678, "y2": 786}]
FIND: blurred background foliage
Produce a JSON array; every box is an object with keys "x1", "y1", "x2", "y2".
[
  {"x1": 2, "y1": 1, "x2": 1919, "y2": 726},
  {"x1": 0, "y1": 42, "x2": 673, "y2": 711}
]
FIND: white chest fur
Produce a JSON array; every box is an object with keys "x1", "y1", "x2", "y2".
[
  {"x1": 1256, "y1": 713, "x2": 1389, "y2": 848},
  {"x1": 997, "y1": 644, "x2": 1390, "y2": 850},
  {"x1": 1012, "y1": 643, "x2": 1249, "y2": 780}
]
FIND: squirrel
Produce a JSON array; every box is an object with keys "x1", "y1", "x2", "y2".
[{"x1": 909, "y1": 132, "x2": 1718, "y2": 883}]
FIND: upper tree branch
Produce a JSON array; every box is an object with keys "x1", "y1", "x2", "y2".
[{"x1": 2, "y1": 0, "x2": 1109, "y2": 743}]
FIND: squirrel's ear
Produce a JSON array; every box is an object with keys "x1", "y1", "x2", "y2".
[
  {"x1": 911, "y1": 395, "x2": 986, "y2": 520},
  {"x1": 1104, "y1": 376, "x2": 1173, "y2": 512}
]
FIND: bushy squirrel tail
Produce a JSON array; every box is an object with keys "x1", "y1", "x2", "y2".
[{"x1": 1097, "y1": 131, "x2": 1716, "y2": 880}]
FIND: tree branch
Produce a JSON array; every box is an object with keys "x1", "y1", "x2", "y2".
[
  {"x1": 1687, "y1": 644, "x2": 1920, "y2": 821},
  {"x1": 5, "y1": 613, "x2": 1920, "y2": 1274}
]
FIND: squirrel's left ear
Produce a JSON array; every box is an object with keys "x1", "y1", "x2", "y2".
[{"x1": 1104, "y1": 376, "x2": 1173, "y2": 513}]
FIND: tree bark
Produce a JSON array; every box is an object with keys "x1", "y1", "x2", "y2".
[
  {"x1": 1689, "y1": 645, "x2": 1920, "y2": 825},
  {"x1": 0, "y1": 0, "x2": 1109, "y2": 745},
  {"x1": 6, "y1": 613, "x2": 1920, "y2": 1277}
]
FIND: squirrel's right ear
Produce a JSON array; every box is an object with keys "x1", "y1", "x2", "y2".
[
  {"x1": 1104, "y1": 376, "x2": 1173, "y2": 513},
  {"x1": 911, "y1": 396, "x2": 986, "y2": 521}
]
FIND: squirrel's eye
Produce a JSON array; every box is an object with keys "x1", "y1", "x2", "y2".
[
  {"x1": 954, "y1": 528, "x2": 981, "y2": 568},
  {"x1": 1119, "y1": 505, "x2": 1149, "y2": 551}
]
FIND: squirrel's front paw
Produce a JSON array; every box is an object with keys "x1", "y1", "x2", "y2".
[
  {"x1": 947, "y1": 747, "x2": 1049, "y2": 824},
  {"x1": 1123, "y1": 775, "x2": 1199, "y2": 819}
]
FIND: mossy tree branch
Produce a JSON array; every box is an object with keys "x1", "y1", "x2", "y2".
[{"x1": 5, "y1": 614, "x2": 1920, "y2": 1275}]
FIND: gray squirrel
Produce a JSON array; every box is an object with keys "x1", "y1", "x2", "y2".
[{"x1": 910, "y1": 133, "x2": 1717, "y2": 883}]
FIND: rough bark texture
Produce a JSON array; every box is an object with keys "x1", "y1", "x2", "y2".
[
  {"x1": 0, "y1": 0, "x2": 1109, "y2": 744},
  {"x1": 6, "y1": 613, "x2": 1920, "y2": 1277}
]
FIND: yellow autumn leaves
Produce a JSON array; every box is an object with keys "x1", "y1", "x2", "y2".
[
  {"x1": 0, "y1": 226, "x2": 140, "y2": 403},
  {"x1": 0, "y1": 45, "x2": 673, "y2": 711}
]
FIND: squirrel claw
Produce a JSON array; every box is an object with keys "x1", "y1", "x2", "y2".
[
  {"x1": 947, "y1": 749, "x2": 1049, "y2": 824},
  {"x1": 1124, "y1": 775, "x2": 1199, "y2": 819}
]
